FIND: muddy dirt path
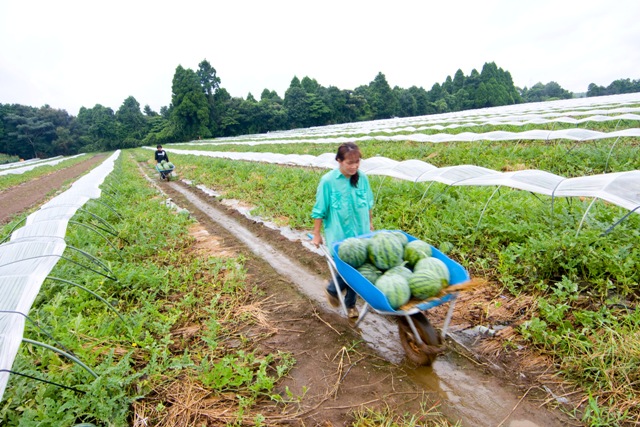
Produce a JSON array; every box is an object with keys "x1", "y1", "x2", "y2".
[{"x1": 154, "y1": 174, "x2": 574, "y2": 427}]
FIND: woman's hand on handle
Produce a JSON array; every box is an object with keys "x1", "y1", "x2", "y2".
[{"x1": 312, "y1": 218, "x2": 324, "y2": 248}]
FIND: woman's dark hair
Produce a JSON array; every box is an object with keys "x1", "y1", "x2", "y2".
[{"x1": 336, "y1": 142, "x2": 361, "y2": 187}]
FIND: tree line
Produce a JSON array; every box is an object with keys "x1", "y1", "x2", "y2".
[{"x1": 1, "y1": 59, "x2": 637, "y2": 159}]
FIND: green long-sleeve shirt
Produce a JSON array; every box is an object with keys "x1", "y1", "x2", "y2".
[{"x1": 312, "y1": 168, "x2": 374, "y2": 253}]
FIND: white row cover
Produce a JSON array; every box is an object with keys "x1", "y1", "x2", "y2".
[
  {"x1": 0, "y1": 155, "x2": 85, "y2": 177},
  {"x1": 192, "y1": 127, "x2": 640, "y2": 147},
  {"x1": 157, "y1": 148, "x2": 640, "y2": 213},
  {"x1": 0, "y1": 158, "x2": 44, "y2": 171},
  {"x1": 206, "y1": 92, "x2": 640, "y2": 144},
  {"x1": 0, "y1": 151, "x2": 120, "y2": 402},
  {"x1": 354, "y1": 112, "x2": 640, "y2": 136},
  {"x1": 206, "y1": 110, "x2": 640, "y2": 145}
]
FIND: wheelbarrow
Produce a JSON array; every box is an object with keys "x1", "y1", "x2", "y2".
[
  {"x1": 155, "y1": 161, "x2": 175, "y2": 181},
  {"x1": 317, "y1": 230, "x2": 470, "y2": 365}
]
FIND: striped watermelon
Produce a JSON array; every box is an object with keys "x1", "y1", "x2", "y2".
[
  {"x1": 413, "y1": 257, "x2": 451, "y2": 283},
  {"x1": 368, "y1": 232, "x2": 404, "y2": 270},
  {"x1": 375, "y1": 272, "x2": 411, "y2": 309},
  {"x1": 391, "y1": 231, "x2": 409, "y2": 247},
  {"x1": 403, "y1": 240, "x2": 432, "y2": 268},
  {"x1": 385, "y1": 264, "x2": 413, "y2": 281},
  {"x1": 338, "y1": 237, "x2": 368, "y2": 268},
  {"x1": 357, "y1": 262, "x2": 382, "y2": 284},
  {"x1": 408, "y1": 270, "x2": 446, "y2": 299}
]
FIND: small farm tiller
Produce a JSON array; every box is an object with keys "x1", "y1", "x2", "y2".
[{"x1": 317, "y1": 230, "x2": 470, "y2": 365}]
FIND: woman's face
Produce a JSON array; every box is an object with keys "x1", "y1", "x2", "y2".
[{"x1": 338, "y1": 152, "x2": 360, "y2": 177}]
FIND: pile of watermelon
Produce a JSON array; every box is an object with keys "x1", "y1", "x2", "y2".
[
  {"x1": 159, "y1": 160, "x2": 175, "y2": 171},
  {"x1": 337, "y1": 231, "x2": 451, "y2": 310}
]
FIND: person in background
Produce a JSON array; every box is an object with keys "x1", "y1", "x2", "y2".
[
  {"x1": 155, "y1": 145, "x2": 169, "y2": 164},
  {"x1": 311, "y1": 142, "x2": 374, "y2": 318}
]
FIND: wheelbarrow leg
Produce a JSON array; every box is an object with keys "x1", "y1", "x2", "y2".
[
  {"x1": 441, "y1": 297, "x2": 457, "y2": 338},
  {"x1": 353, "y1": 302, "x2": 369, "y2": 327}
]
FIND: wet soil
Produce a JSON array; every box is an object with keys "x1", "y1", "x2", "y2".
[{"x1": 0, "y1": 156, "x2": 579, "y2": 426}]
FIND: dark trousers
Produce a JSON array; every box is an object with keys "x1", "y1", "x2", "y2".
[{"x1": 327, "y1": 275, "x2": 356, "y2": 308}]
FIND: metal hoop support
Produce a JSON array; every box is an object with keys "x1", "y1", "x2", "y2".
[
  {"x1": 0, "y1": 310, "x2": 75, "y2": 356},
  {"x1": 0, "y1": 217, "x2": 27, "y2": 244},
  {"x1": 45, "y1": 276, "x2": 129, "y2": 329},
  {"x1": 22, "y1": 338, "x2": 98, "y2": 379},
  {"x1": 69, "y1": 221, "x2": 124, "y2": 262},
  {"x1": 0, "y1": 369, "x2": 85, "y2": 394},
  {"x1": 0, "y1": 254, "x2": 117, "y2": 282},
  {"x1": 87, "y1": 198, "x2": 123, "y2": 221},
  {"x1": 600, "y1": 205, "x2": 640, "y2": 236}
]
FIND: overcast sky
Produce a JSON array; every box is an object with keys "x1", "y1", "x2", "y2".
[{"x1": 1, "y1": 0, "x2": 638, "y2": 116}]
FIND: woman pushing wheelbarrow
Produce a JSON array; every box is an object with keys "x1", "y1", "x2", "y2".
[{"x1": 311, "y1": 142, "x2": 374, "y2": 319}]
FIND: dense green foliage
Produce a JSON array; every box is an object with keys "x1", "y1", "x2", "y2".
[
  {"x1": 520, "y1": 81, "x2": 573, "y2": 102},
  {"x1": 587, "y1": 78, "x2": 640, "y2": 97},
  {"x1": 0, "y1": 153, "x2": 19, "y2": 164},
  {"x1": 4, "y1": 60, "x2": 635, "y2": 159}
]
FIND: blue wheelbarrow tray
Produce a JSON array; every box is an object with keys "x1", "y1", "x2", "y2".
[
  {"x1": 331, "y1": 230, "x2": 470, "y2": 316},
  {"x1": 318, "y1": 230, "x2": 470, "y2": 365}
]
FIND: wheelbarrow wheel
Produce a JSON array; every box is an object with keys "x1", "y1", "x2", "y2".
[{"x1": 398, "y1": 313, "x2": 443, "y2": 366}]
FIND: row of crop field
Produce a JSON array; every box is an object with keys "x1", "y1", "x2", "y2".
[
  {"x1": 187, "y1": 126, "x2": 640, "y2": 147},
  {"x1": 145, "y1": 149, "x2": 640, "y2": 423},
  {"x1": 152, "y1": 145, "x2": 639, "y2": 291},
  {"x1": 0, "y1": 154, "x2": 91, "y2": 192},
  {"x1": 151, "y1": 147, "x2": 640, "y2": 218},
  {"x1": 0, "y1": 152, "x2": 118, "y2": 403},
  {"x1": 140, "y1": 95, "x2": 640, "y2": 424},
  {"x1": 0, "y1": 154, "x2": 85, "y2": 176},
  {"x1": 201, "y1": 92, "x2": 640, "y2": 144},
  {"x1": 0, "y1": 157, "x2": 58, "y2": 170}
]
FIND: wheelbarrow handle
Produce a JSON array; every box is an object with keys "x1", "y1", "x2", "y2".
[
  {"x1": 307, "y1": 233, "x2": 349, "y2": 316},
  {"x1": 306, "y1": 233, "x2": 333, "y2": 262}
]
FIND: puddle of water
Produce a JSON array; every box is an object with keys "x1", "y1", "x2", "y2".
[{"x1": 168, "y1": 182, "x2": 569, "y2": 427}]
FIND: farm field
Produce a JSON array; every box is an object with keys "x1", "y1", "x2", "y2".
[
  {"x1": 0, "y1": 154, "x2": 94, "y2": 192},
  {"x1": 0, "y1": 154, "x2": 107, "y2": 224},
  {"x1": 1, "y1": 93, "x2": 639, "y2": 426},
  {"x1": 2, "y1": 151, "x2": 477, "y2": 426},
  {"x1": 149, "y1": 94, "x2": 640, "y2": 425}
]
